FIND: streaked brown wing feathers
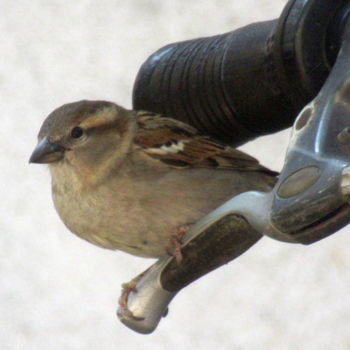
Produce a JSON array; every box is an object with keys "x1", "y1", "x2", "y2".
[{"x1": 134, "y1": 112, "x2": 271, "y2": 172}]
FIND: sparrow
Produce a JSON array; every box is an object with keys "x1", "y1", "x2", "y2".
[{"x1": 30, "y1": 100, "x2": 277, "y2": 260}]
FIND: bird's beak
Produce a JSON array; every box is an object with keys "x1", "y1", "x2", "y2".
[{"x1": 29, "y1": 137, "x2": 65, "y2": 164}]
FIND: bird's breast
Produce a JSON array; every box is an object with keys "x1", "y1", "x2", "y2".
[{"x1": 50, "y1": 174, "x2": 177, "y2": 257}]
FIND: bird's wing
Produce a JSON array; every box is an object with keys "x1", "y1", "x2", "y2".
[{"x1": 133, "y1": 111, "x2": 276, "y2": 174}]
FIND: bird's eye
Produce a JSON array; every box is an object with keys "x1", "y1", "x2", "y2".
[{"x1": 70, "y1": 127, "x2": 84, "y2": 139}]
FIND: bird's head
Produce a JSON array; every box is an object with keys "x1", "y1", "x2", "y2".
[{"x1": 30, "y1": 100, "x2": 136, "y2": 182}]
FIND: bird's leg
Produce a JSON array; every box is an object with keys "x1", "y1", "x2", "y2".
[
  {"x1": 166, "y1": 224, "x2": 191, "y2": 264},
  {"x1": 118, "y1": 269, "x2": 151, "y2": 321}
]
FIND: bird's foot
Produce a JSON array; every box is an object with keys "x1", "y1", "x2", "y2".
[
  {"x1": 166, "y1": 224, "x2": 190, "y2": 264},
  {"x1": 118, "y1": 272, "x2": 147, "y2": 321}
]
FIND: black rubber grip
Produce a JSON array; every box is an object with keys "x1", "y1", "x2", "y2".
[{"x1": 133, "y1": 0, "x2": 347, "y2": 146}]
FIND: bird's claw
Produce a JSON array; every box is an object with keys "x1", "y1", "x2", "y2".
[
  {"x1": 118, "y1": 277, "x2": 146, "y2": 321},
  {"x1": 166, "y1": 224, "x2": 190, "y2": 264}
]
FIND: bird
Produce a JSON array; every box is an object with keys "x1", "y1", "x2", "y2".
[{"x1": 30, "y1": 100, "x2": 277, "y2": 261}]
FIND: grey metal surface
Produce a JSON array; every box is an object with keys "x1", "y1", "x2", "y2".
[{"x1": 117, "y1": 258, "x2": 176, "y2": 334}]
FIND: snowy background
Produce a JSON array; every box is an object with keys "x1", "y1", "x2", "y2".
[{"x1": 2, "y1": 0, "x2": 350, "y2": 349}]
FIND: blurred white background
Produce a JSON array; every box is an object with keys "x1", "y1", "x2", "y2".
[{"x1": 2, "y1": 0, "x2": 350, "y2": 349}]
